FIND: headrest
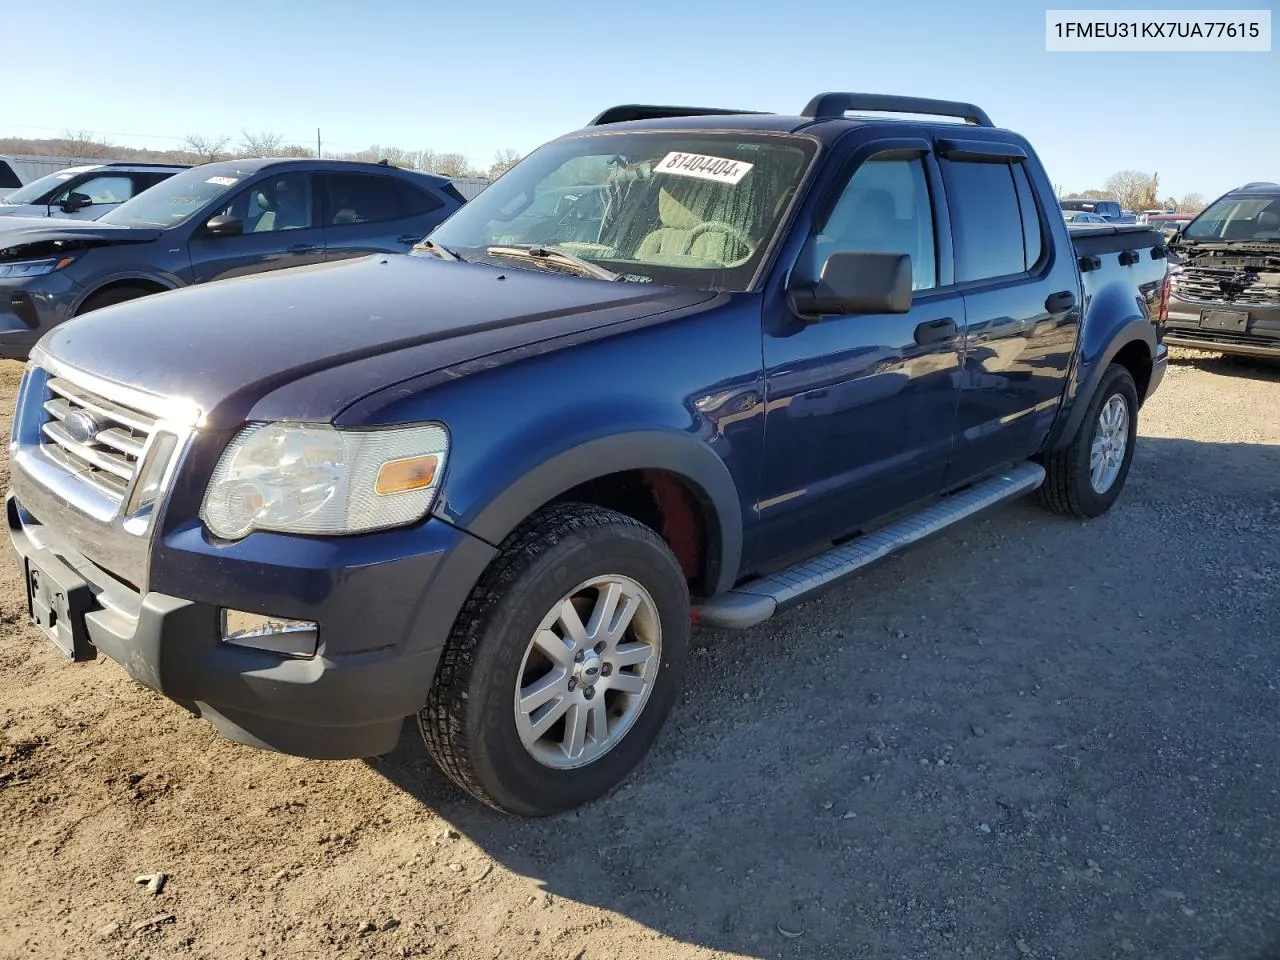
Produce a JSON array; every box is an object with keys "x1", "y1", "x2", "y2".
[{"x1": 849, "y1": 187, "x2": 895, "y2": 222}]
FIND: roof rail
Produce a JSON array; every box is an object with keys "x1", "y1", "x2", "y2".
[
  {"x1": 588, "y1": 104, "x2": 768, "y2": 126},
  {"x1": 1240, "y1": 181, "x2": 1280, "y2": 189},
  {"x1": 99, "y1": 160, "x2": 192, "y2": 168},
  {"x1": 801, "y1": 93, "x2": 993, "y2": 127}
]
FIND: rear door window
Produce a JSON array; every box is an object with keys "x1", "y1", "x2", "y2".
[
  {"x1": 323, "y1": 174, "x2": 412, "y2": 225},
  {"x1": 943, "y1": 160, "x2": 1026, "y2": 282},
  {"x1": 1010, "y1": 163, "x2": 1044, "y2": 268}
]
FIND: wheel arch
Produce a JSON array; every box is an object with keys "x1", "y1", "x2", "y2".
[
  {"x1": 1048, "y1": 317, "x2": 1154, "y2": 451},
  {"x1": 72, "y1": 275, "x2": 175, "y2": 315},
  {"x1": 450, "y1": 431, "x2": 744, "y2": 598}
]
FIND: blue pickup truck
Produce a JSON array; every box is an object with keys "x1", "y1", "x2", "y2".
[{"x1": 6, "y1": 93, "x2": 1170, "y2": 816}]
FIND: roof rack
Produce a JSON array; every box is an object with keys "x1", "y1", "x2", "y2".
[
  {"x1": 588, "y1": 104, "x2": 768, "y2": 126},
  {"x1": 1240, "y1": 181, "x2": 1280, "y2": 189},
  {"x1": 801, "y1": 93, "x2": 993, "y2": 127}
]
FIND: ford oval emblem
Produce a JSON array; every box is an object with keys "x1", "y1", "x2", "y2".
[{"x1": 62, "y1": 410, "x2": 103, "y2": 445}]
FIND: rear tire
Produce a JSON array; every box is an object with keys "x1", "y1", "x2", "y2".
[
  {"x1": 75, "y1": 285, "x2": 152, "y2": 316},
  {"x1": 419, "y1": 503, "x2": 690, "y2": 816},
  {"x1": 1039, "y1": 363, "x2": 1139, "y2": 518}
]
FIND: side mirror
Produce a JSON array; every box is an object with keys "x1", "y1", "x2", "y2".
[
  {"x1": 789, "y1": 250, "x2": 913, "y2": 319},
  {"x1": 60, "y1": 192, "x2": 92, "y2": 213},
  {"x1": 203, "y1": 214, "x2": 243, "y2": 238}
]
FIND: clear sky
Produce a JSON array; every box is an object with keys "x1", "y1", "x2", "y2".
[{"x1": 5, "y1": 0, "x2": 1275, "y2": 200}]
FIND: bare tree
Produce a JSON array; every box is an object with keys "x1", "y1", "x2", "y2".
[
  {"x1": 412, "y1": 148, "x2": 440, "y2": 172},
  {"x1": 58, "y1": 129, "x2": 111, "y2": 158},
  {"x1": 428, "y1": 152, "x2": 478, "y2": 178},
  {"x1": 183, "y1": 134, "x2": 230, "y2": 162},
  {"x1": 1103, "y1": 170, "x2": 1158, "y2": 211},
  {"x1": 488, "y1": 148, "x2": 522, "y2": 178},
  {"x1": 1179, "y1": 192, "x2": 1207, "y2": 214},
  {"x1": 239, "y1": 130, "x2": 285, "y2": 158}
]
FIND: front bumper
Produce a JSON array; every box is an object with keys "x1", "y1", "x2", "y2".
[
  {"x1": 0, "y1": 275, "x2": 78, "y2": 361},
  {"x1": 7, "y1": 491, "x2": 495, "y2": 759},
  {"x1": 1164, "y1": 293, "x2": 1280, "y2": 359}
]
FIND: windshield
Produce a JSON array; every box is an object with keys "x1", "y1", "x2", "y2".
[
  {"x1": 1182, "y1": 192, "x2": 1280, "y2": 242},
  {"x1": 425, "y1": 131, "x2": 817, "y2": 292},
  {"x1": 1, "y1": 168, "x2": 91, "y2": 205},
  {"x1": 99, "y1": 167, "x2": 249, "y2": 228}
]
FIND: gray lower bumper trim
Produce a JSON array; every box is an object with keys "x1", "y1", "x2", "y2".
[{"x1": 694, "y1": 461, "x2": 1046, "y2": 629}]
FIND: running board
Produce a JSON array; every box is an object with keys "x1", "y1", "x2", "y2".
[{"x1": 693, "y1": 461, "x2": 1046, "y2": 629}]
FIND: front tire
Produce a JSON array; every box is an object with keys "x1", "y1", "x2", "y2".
[
  {"x1": 75, "y1": 285, "x2": 153, "y2": 316},
  {"x1": 1039, "y1": 363, "x2": 1139, "y2": 518},
  {"x1": 419, "y1": 503, "x2": 690, "y2": 816}
]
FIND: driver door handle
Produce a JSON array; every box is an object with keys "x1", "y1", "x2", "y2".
[
  {"x1": 914, "y1": 317, "x2": 957, "y2": 347},
  {"x1": 1045, "y1": 290, "x2": 1076, "y2": 313},
  {"x1": 287, "y1": 243, "x2": 317, "y2": 254}
]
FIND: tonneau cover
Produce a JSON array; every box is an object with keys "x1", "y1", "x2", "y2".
[{"x1": 1069, "y1": 223, "x2": 1164, "y2": 257}]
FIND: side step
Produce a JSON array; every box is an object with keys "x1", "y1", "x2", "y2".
[{"x1": 693, "y1": 461, "x2": 1046, "y2": 629}]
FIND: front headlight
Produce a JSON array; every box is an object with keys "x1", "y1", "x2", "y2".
[
  {"x1": 0, "y1": 257, "x2": 75, "y2": 279},
  {"x1": 200, "y1": 421, "x2": 449, "y2": 540}
]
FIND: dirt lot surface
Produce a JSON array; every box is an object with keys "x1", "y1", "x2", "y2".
[{"x1": 1, "y1": 351, "x2": 1278, "y2": 960}]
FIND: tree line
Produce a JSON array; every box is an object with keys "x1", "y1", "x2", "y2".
[
  {"x1": 1060, "y1": 169, "x2": 1206, "y2": 214},
  {"x1": 0, "y1": 129, "x2": 523, "y2": 180}
]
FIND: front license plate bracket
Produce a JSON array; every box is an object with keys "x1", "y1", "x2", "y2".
[{"x1": 25, "y1": 551, "x2": 96, "y2": 662}]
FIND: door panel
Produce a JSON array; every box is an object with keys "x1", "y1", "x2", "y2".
[
  {"x1": 754, "y1": 152, "x2": 963, "y2": 567},
  {"x1": 942, "y1": 157, "x2": 1078, "y2": 483},
  {"x1": 188, "y1": 172, "x2": 326, "y2": 283}
]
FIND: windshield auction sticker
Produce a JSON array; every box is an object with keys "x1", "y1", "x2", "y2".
[
  {"x1": 205, "y1": 176, "x2": 239, "y2": 187},
  {"x1": 655, "y1": 152, "x2": 753, "y2": 185}
]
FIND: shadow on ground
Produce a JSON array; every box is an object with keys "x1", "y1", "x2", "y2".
[
  {"x1": 1167, "y1": 348, "x2": 1280, "y2": 382},
  {"x1": 370, "y1": 435, "x2": 1280, "y2": 959}
]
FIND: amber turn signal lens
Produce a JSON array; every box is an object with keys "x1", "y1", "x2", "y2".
[{"x1": 374, "y1": 454, "x2": 438, "y2": 495}]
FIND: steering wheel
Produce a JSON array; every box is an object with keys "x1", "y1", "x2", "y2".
[{"x1": 685, "y1": 220, "x2": 754, "y2": 260}]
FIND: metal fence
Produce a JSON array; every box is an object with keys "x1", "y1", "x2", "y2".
[{"x1": 448, "y1": 177, "x2": 491, "y2": 201}]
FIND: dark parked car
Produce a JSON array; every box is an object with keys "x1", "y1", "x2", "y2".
[
  {"x1": 7, "y1": 93, "x2": 1170, "y2": 816},
  {"x1": 1165, "y1": 181, "x2": 1280, "y2": 357},
  {"x1": 0, "y1": 158, "x2": 467, "y2": 359},
  {"x1": 0, "y1": 162, "x2": 189, "y2": 221}
]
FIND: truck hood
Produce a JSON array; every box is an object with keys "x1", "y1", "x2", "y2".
[
  {"x1": 38, "y1": 253, "x2": 720, "y2": 429},
  {"x1": 0, "y1": 217, "x2": 160, "y2": 258}
]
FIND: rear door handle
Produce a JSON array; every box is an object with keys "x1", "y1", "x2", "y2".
[
  {"x1": 1045, "y1": 290, "x2": 1077, "y2": 313},
  {"x1": 914, "y1": 317, "x2": 957, "y2": 347},
  {"x1": 397, "y1": 234, "x2": 422, "y2": 244},
  {"x1": 287, "y1": 243, "x2": 317, "y2": 254}
]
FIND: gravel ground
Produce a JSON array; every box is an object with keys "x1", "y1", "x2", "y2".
[{"x1": 0, "y1": 350, "x2": 1277, "y2": 960}]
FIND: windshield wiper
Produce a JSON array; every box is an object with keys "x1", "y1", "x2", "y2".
[
  {"x1": 484, "y1": 244, "x2": 622, "y2": 282},
  {"x1": 415, "y1": 238, "x2": 461, "y2": 262}
]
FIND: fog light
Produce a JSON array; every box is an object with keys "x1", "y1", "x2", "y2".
[{"x1": 221, "y1": 609, "x2": 318, "y2": 657}]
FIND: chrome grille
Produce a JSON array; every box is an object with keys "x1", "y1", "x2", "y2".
[
  {"x1": 1172, "y1": 268, "x2": 1280, "y2": 307},
  {"x1": 40, "y1": 377, "x2": 157, "y2": 505}
]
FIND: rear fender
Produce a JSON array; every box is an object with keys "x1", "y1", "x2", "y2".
[{"x1": 1048, "y1": 313, "x2": 1154, "y2": 450}]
